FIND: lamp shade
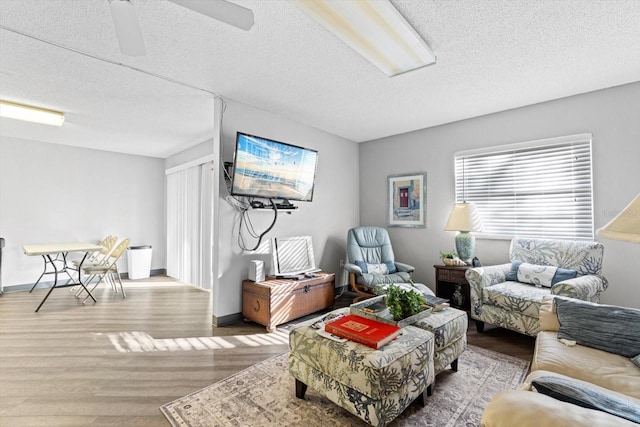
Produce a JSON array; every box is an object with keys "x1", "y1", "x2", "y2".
[
  {"x1": 444, "y1": 202, "x2": 482, "y2": 232},
  {"x1": 597, "y1": 193, "x2": 640, "y2": 243}
]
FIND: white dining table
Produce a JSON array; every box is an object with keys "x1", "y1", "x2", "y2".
[{"x1": 23, "y1": 242, "x2": 105, "y2": 312}]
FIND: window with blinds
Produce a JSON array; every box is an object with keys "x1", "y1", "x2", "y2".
[{"x1": 454, "y1": 134, "x2": 594, "y2": 240}]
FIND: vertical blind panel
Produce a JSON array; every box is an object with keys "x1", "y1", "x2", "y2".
[
  {"x1": 166, "y1": 166, "x2": 203, "y2": 285},
  {"x1": 455, "y1": 138, "x2": 594, "y2": 240}
]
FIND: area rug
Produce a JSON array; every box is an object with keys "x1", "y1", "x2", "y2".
[{"x1": 161, "y1": 345, "x2": 530, "y2": 427}]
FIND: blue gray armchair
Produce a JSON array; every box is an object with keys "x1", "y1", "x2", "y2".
[{"x1": 344, "y1": 226, "x2": 415, "y2": 301}]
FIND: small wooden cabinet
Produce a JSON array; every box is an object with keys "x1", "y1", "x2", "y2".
[
  {"x1": 242, "y1": 272, "x2": 335, "y2": 332},
  {"x1": 434, "y1": 265, "x2": 471, "y2": 312}
]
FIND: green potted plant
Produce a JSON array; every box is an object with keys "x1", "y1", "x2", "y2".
[
  {"x1": 385, "y1": 285, "x2": 426, "y2": 321},
  {"x1": 440, "y1": 250, "x2": 464, "y2": 266}
]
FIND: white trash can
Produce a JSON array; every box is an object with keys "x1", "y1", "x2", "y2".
[{"x1": 127, "y1": 245, "x2": 152, "y2": 280}]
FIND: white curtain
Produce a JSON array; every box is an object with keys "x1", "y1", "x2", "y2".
[{"x1": 166, "y1": 161, "x2": 213, "y2": 289}]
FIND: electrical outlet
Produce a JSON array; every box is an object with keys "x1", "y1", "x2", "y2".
[{"x1": 339, "y1": 259, "x2": 345, "y2": 268}]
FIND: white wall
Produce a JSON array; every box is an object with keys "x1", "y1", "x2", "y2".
[
  {"x1": 0, "y1": 136, "x2": 166, "y2": 288},
  {"x1": 165, "y1": 139, "x2": 214, "y2": 170},
  {"x1": 359, "y1": 82, "x2": 640, "y2": 308},
  {"x1": 214, "y1": 98, "x2": 360, "y2": 320}
]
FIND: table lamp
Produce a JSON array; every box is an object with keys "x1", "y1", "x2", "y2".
[
  {"x1": 444, "y1": 202, "x2": 482, "y2": 263},
  {"x1": 596, "y1": 193, "x2": 640, "y2": 242}
]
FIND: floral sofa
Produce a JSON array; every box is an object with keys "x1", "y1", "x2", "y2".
[
  {"x1": 466, "y1": 238, "x2": 607, "y2": 336},
  {"x1": 481, "y1": 297, "x2": 640, "y2": 427}
]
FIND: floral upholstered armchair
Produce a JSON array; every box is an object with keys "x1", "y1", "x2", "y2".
[{"x1": 466, "y1": 238, "x2": 607, "y2": 336}]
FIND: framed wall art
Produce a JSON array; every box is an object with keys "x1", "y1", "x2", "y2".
[{"x1": 387, "y1": 172, "x2": 426, "y2": 228}]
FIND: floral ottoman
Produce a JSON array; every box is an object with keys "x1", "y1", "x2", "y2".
[
  {"x1": 288, "y1": 308, "x2": 435, "y2": 427},
  {"x1": 412, "y1": 307, "x2": 468, "y2": 375},
  {"x1": 369, "y1": 283, "x2": 467, "y2": 375}
]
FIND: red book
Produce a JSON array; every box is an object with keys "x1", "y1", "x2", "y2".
[{"x1": 324, "y1": 314, "x2": 401, "y2": 349}]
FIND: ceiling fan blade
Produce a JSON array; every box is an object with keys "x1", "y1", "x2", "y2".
[
  {"x1": 108, "y1": 0, "x2": 146, "y2": 56},
  {"x1": 168, "y1": 0, "x2": 254, "y2": 31}
]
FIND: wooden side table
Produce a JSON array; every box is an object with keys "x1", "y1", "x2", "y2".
[{"x1": 433, "y1": 265, "x2": 471, "y2": 312}]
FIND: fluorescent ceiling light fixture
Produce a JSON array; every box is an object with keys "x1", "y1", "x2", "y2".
[
  {"x1": 0, "y1": 100, "x2": 65, "y2": 126},
  {"x1": 294, "y1": 0, "x2": 436, "y2": 77}
]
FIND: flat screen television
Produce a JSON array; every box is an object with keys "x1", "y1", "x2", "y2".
[
  {"x1": 271, "y1": 235, "x2": 319, "y2": 277},
  {"x1": 230, "y1": 132, "x2": 319, "y2": 202}
]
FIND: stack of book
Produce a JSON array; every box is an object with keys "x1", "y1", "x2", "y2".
[
  {"x1": 424, "y1": 295, "x2": 450, "y2": 310},
  {"x1": 324, "y1": 314, "x2": 401, "y2": 349}
]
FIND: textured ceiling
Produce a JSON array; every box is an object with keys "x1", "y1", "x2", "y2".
[{"x1": 1, "y1": 0, "x2": 640, "y2": 158}]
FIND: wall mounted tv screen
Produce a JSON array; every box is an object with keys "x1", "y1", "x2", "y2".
[{"x1": 230, "y1": 132, "x2": 319, "y2": 202}]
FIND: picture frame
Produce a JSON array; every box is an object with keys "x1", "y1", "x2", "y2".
[{"x1": 387, "y1": 172, "x2": 426, "y2": 228}]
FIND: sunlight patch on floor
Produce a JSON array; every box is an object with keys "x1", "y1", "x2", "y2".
[
  {"x1": 97, "y1": 329, "x2": 290, "y2": 353},
  {"x1": 120, "y1": 281, "x2": 203, "y2": 289}
]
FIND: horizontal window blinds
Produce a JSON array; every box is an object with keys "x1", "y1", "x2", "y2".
[{"x1": 455, "y1": 134, "x2": 594, "y2": 240}]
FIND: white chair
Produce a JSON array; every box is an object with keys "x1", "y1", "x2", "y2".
[
  {"x1": 79, "y1": 238, "x2": 130, "y2": 303},
  {"x1": 67, "y1": 235, "x2": 118, "y2": 292},
  {"x1": 74, "y1": 235, "x2": 118, "y2": 267}
]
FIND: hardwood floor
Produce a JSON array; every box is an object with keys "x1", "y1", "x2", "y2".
[{"x1": 0, "y1": 277, "x2": 534, "y2": 426}]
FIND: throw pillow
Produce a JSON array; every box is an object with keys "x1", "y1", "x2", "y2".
[
  {"x1": 506, "y1": 260, "x2": 577, "y2": 287},
  {"x1": 505, "y1": 260, "x2": 523, "y2": 281},
  {"x1": 531, "y1": 376, "x2": 640, "y2": 424},
  {"x1": 631, "y1": 354, "x2": 640, "y2": 369},
  {"x1": 517, "y1": 262, "x2": 557, "y2": 287},
  {"x1": 384, "y1": 261, "x2": 397, "y2": 274},
  {"x1": 355, "y1": 261, "x2": 395, "y2": 275},
  {"x1": 555, "y1": 297, "x2": 640, "y2": 359},
  {"x1": 552, "y1": 268, "x2": 578, "y2": 284},
  {"x1": 354, "y1": 260, "x2": 368, "y2": 274},
  {"x1": 366, "y1": 263, "x2": 389, "y2": 275}
]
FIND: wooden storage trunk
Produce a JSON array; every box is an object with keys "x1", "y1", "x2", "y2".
[{"x1": 242, "y1": 272, "x2": 335, "y2": 332}]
